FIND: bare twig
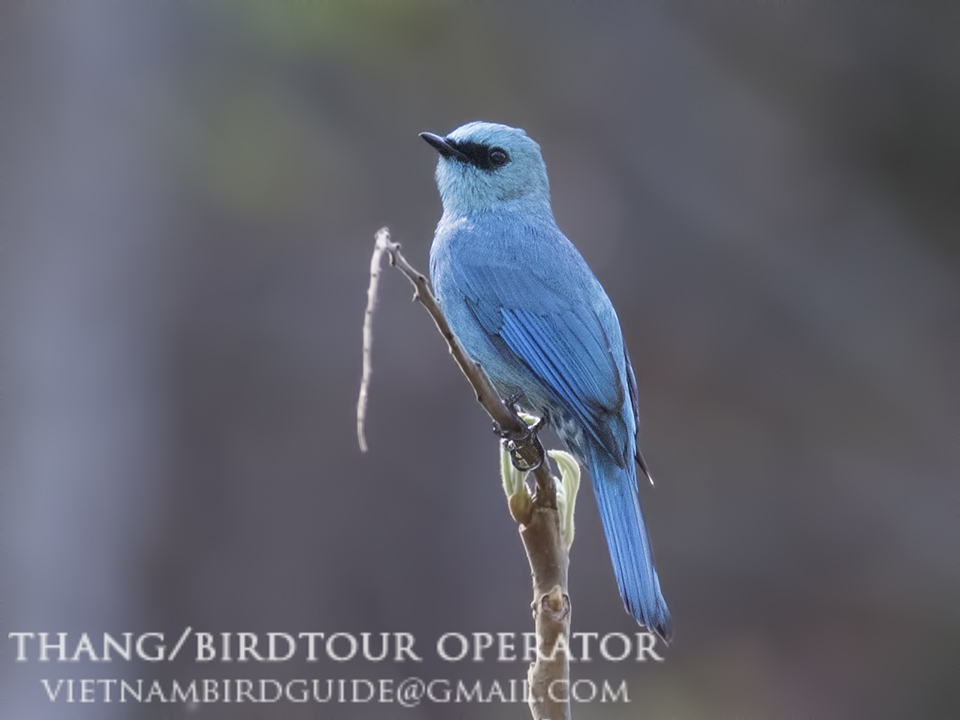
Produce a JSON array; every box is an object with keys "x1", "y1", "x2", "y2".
[
  {"x1": 359, "y1": 227, "x2": 571, "y2": 720},
  {"x1": 356, "y1": 227, "x2": 392, "y2": 452}
]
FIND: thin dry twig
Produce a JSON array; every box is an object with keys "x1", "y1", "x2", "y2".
[{"x1": 356, "y1": 227, "x2": 392, "y2": 452}]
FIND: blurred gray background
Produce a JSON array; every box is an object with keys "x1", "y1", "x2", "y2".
[{"x1": 2, "y1": 2, "x2": 957, "y2": 719}]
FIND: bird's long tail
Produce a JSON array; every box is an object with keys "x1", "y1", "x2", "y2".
[{"x1": 588, "y1": 447, "x2": 672, "y2": 643}]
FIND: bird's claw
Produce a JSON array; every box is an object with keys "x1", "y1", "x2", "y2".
[
  {"x1": 493, "y1": 411, "x2": 545, "y2": 473},
  {"x1": 504, "y1": 435, "x2": 544, "y2": 473}
]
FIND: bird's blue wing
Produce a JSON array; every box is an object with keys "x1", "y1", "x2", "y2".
[{"x1": 451, "y1": 255, "x2": 633, "y2": 468}]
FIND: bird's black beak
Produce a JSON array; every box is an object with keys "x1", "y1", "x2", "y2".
[{"x1": 420, "y1": 132, "x2": 469, "y2": 162}]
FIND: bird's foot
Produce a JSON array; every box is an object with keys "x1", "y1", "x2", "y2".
[
  {"x1": 502, "y1": 391, "x2": 524, "y2": 412},
  {"x1": 493, "y1": 406, "x2": 545, "y2": 473}
]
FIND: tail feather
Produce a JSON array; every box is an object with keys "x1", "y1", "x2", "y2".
[{"x1": 589, "y1": 449, "x2": 672, "y2": 643}]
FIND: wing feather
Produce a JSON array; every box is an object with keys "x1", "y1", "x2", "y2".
[{"x1": 437, "y1": 220, "x2": 632, "y2": 466}]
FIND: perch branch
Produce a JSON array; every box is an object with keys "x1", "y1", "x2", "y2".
[
  {"x1": 359, "y1": 227, "x2": 571, "y2": 720},
  {"x1": 522, "y1": 507, "x2": 571, "y2": 720}
]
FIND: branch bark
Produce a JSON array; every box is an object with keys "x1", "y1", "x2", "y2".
[
  {"x1": 359, "y1": 228, "x2": 571, "y2": 720},
  {"x1": 521, "y1": 503, "x2": 571, "y2": 720}
]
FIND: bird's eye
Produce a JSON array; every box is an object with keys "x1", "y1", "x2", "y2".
[{"x1": 489, "y1": 147, "x2": 509, "y2": 167}]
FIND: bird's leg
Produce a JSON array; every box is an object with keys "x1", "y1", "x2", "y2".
[
  {"x1": 492, "y1": 395, "x2": 546, "y2": 473},
  {"x1": 503, "y1": 391, "x2": 524, "y2": 411},
  {"x1": 490, "y1": 391, "x2": 524, "y2": 437}
]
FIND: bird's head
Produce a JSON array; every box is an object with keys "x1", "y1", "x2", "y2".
[{"x1": 420, "y1": 122, "x2": 551, "y2": 217}]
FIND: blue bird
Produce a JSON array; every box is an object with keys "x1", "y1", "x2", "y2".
[{"x1": 421, "y1": 122, "x2": 672, "y2": 642}]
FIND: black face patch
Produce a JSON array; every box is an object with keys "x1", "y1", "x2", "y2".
[{"x1": 445, "y1": 138, "x2": 510, "y2": 171}]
